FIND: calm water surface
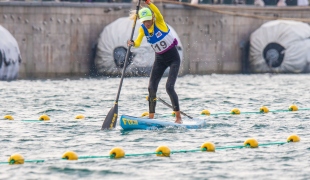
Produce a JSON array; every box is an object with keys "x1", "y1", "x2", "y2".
[{"x1": 0, "y1": 74, "x2": 309, "y2": 180}]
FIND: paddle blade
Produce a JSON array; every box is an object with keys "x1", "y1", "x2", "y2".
[{"x1": 101, "y1": 104, "x2": 118, "y2": 130}]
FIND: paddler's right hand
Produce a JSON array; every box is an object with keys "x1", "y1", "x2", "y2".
[
  {"x1": 143, "y1": 0, "x2": 151, "y2": 4},
  {"x1": 127, "y1": 40, "x2": 134, "y2": 47}
]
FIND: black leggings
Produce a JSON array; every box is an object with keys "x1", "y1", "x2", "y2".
[{"x1": 148, "y1": 46, "x2": 180, "y2": 113}]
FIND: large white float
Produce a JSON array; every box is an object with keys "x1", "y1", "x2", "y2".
[
  {"x1": 0, "y1": 25, "x2": 21, "y2": 80},
  {"x1": 250, "y1": 20, "x2": 310, "y2": 73}
]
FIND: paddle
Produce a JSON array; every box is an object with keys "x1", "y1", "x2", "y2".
[
  {"x1": 147, "y1": 96, "x2": 193, "y2": 119},
  {"x1": 101, "y1": 0, "x2": 141, "y2": 130},
  {"x1": 157, "y1": 97, "x2": 193, "y2": 119}
]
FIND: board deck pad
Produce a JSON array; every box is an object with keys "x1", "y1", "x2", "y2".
[{"x1": 120, "y1": 115, "x2": 206, "y2": 130}]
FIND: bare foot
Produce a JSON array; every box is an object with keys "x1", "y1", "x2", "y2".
[
  {"x1": 175, "y1": 119, "x2": 182, "y2": 124},
  {"x1": 174, "y1": 111, "x2": 182, "y2": 124},
  {"x1": 149, "y1": 113, "x2": 155, "y2": 119}
]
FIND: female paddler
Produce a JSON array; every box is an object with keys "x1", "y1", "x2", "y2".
[{"x1": 127, "y1": 0, "x2": 182, "y2": 124}]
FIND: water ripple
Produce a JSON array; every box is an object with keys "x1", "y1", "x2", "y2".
[{"x1": 0, "y1": 74, "x2": 310, "y2": 179}]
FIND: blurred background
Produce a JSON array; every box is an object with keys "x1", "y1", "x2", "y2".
[{"x1": 0, "y1": 0, "x2": 310, "y2": 80}]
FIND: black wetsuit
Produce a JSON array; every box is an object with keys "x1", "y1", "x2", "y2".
[{"x1": 148, "y1": 46, "x2": 180, "y2": 113}]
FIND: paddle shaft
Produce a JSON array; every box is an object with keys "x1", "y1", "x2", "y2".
[
  {"x1": 115, "y1": 4, "x2": 140, "y2": 102},
  {"x1": 157, "y1": 97, "x2": 193, "y2": 119},
  {"x1": 101, "y1": 0, "x2": 141, "y2": 130}
]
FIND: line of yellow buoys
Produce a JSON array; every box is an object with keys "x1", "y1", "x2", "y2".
[
  {"x1": 2, "y1": 134, "x2": 300, "y2": 165},
  {"x1": 2, "y1": 114, "x2": 85, "y2": 121}
]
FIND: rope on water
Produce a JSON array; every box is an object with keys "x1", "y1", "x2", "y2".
[
  {"x1": 201, "y1": 105, "x2": 309, "y2": 116},
  {"x1": 0, "y1": 138, "x2": 299, "y2": 165}
]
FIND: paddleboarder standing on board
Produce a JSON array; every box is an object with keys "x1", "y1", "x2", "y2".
[{"x1": 127, "y1": 0, "x2": 182, "y2": 124}]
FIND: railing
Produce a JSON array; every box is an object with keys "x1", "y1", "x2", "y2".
[{"x1": 1, "y1": 0, "x2": 308, "y2": 5}]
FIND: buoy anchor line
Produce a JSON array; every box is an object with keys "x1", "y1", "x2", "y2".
[
  {"x1": 2, "y1": 114, "x2": 86, "y2": 122},
  {"x1": 0, "y1": 135, "x2": 300, "y2": 165}
]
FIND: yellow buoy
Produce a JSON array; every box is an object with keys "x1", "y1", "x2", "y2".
[
  {"x1": 75, "y1": 114, "x2": 85, "y2": 119},
  {"x1": 259, "y1": 106, "x2": 269, "y2": 113},
  {"x1": 109, "y1": 147, "x2": 125, "y2": 159},
  {"x1": 141, "y1": 112, "x2": 149, "y2": 117},
  {"x1": 62, "y1": 151, "x2": 78, "y2": 160},
  {"x1": 244, "y1": 138, "x2": 259, "y2": 148},
  {"x1": 288, "y1": 105, "x2": 298, "y2": 111},
  {"x1": 146, "y1": 96, "x2": 157, "y2": 101},
  {"x1": 200, "y1": 109, "x2": 211, "y2": 116},
  {"x1": 287, "y1": 134, "x2": 300, "y2": 142},
  {"x1": 171, "y1": 111, "x2": 176, "y2": 117},
  {"x1": 8, "y1": 153, "x2": 24, "y2": 165},
  {"x1": 39, "y1": 114, "x2": 50, "y2": 121},
  {"x1": 230, "y1": 108, "x2": 240, "y2": 115},
  {"x1": 200, "y1": 142, "x2": 215, "y2": 152},
  {"x1": 155, "y1": 145, "x2": 170, "y2": 157},
  {"x1": 4, "y1": 115, "x2": 14, "y2": 120}
]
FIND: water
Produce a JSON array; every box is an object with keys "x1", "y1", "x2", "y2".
[{"x1": 0, "y1": 74, "x2": 309, "y2": 179}]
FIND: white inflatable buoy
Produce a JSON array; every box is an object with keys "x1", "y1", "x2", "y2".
[
  {"x1": 95, "y1": 17, "x2": 183, "y2": 77},
  {"x1": 0, "y1": 25, "x2": 21, "y2": 80},
  {"x1": 250, "y1": 20, "x2": 310, "y2": 73}
]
